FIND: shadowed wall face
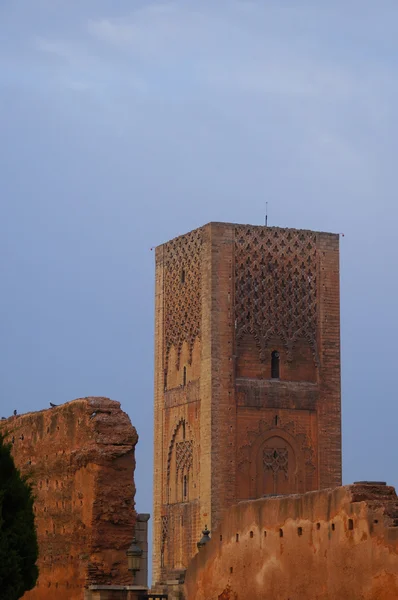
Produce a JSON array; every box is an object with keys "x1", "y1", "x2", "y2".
[
  {"x1": 153, "y1": 222, "x2": 341, "y2": 583},
  {"x1": 1, "y1": 398, "x2": 138, "y2": 600}
]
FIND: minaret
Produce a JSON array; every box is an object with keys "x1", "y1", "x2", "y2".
[{"x1": 152, "y1": 222, "x2": 341, "y2": 584}]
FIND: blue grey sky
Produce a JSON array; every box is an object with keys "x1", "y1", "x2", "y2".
[{"x1": 1, "y1": 0, "x2": 398, "y2": 533}]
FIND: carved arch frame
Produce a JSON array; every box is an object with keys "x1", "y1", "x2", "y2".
[
  {"x1": 238, "y1": 418, "x2": 316, "y2": 498},
  {"x1": 248, "y1": 427, "x2": 303, "y2": 496},
  {"x1": 166, "y1": 417, "x2": 198, "y2": 505}
]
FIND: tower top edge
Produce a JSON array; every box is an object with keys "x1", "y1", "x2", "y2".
[{"x1": 155, "y1": 221, "x2": 339, "y2": 249}]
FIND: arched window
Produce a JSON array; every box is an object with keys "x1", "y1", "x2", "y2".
[
  {"x1": 183, "y1": 366, "x2": 187, "y2": 386},
  {"x1": 271, "y1": 351, "x2": 280, "y2": 379}
]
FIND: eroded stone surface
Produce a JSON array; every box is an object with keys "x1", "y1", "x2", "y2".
[
  {"x1": 1, "y1": 397, "x2": 137, "y2": 600},
  {"x1": 184, "y1": 483, "x2": 398, "y2": 600}
]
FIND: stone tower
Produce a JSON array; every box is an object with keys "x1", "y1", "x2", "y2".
[{"x1": 153, "y1": 222, "x2": 341, "y2": 584}]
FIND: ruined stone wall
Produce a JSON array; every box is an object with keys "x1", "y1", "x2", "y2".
[
  {"x1": 1, "y1": 397, "x2": 137, "y2": 600},
  {"x1": 184, "y1": 483, "x2": 398, "y2": 600}
]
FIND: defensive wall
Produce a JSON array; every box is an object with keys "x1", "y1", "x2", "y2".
[
  {"x1": 1, "y1": 397, "x2": 138, "y2": 600},
  {"x1": 184, "y1": 482, "x2": 398, "y2": 600}
]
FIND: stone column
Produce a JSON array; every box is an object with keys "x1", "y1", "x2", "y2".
[{"x1": 134, "y1": 513, "x2": 150, "y2": 588}]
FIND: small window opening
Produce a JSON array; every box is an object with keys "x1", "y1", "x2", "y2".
[
  {"x1": 297, "y1": 527, "x2": 303, "y2": 536},
  {"x1": 279, "y1": 528, "x2": 283, "y2": 538},
  {"x1": 271, "y1": 351, "x2": 280, "y2": 378},
  {"x1": 331, "y1": 523, "x2": 335, "y2": 531},
  {"x1": 374, "y1": 519, "x2": 379, "y2": 524},
  {"x1": 164, "y1": 370, "x2": 167, "y2": 391},
  {"x1": 348, "y1": 519, "x2": 354, "y2": 530},
  {"x1": 264, "y1": 530, "x2": 267, "y2": 538},
  {"x1": 182, "y1": 420, "x2": 186, "y2": 439},
  {"x1": 250, "y1": 531, "x2": 254, "y2": 538},
  {"x1": 316, "y1": 522, "x2": 321, "y2": 530},
  {"x1": 230, "y1": 567, "x2": 233, "y2": 574},
  {"x1": 183, "y1": 366, "x2": 187, "y2": 386},
  {"x1": 181, "y1": 269, "x2": 186, "y2": 284},
  {"x1": 183, "y1": 475, "x2": 187, "y2": 500},
  {"x1": 160, "y1": 550, "x2": 164, "y2": 568},
  {"x1": 274, "y1": 415, "x2": 278, "y2": 426},
  {"x1": 236, "y1": 533, "x2": 239, "y2": 542},
  {"x1": 220, "y1": 534, "x2": 223, "y2": 541}
]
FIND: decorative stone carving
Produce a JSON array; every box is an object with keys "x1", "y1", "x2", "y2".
[
  {"x1": 166, "y1": 419, "x2": 194, "y2": 486},
  {"x1": 176, "y1": 440, "x2": 193, "y2": 474},
  {"x1": 238, "y1": 418, "x2": 315, "y2": 474},
  {"x1": 263, "y1": 447, "x2": 289, "y2": 477},
  {"x1": 161, "y1": 514, "x2": 168, "y2": 544},
  {"x1": 164, "y1": 228, "x2": 202, "y2": 369},
  {"x1": 234, "y1": 226, "x2": 318, "y2": 363}
]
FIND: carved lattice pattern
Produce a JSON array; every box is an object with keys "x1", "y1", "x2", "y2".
[
  {"x1": 176, "y1": 441, "x2": 193, "y2": 473},
  {"x1": 161, "y1": 515, "x2": 168, "y2": 542},
  {"x1": 235, "y1": 226, "x2": 318, "y2": 362},
  {"x1": 263, "y1": 447, "x2": 288, "y2": 478},
  {"x1": 164, "y1": 228, "x2": 202, "y2": 369}
]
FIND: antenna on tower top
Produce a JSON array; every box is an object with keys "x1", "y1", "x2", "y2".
[{"x1": 265, "y1": 202, "x2": 268, "y2": 227}]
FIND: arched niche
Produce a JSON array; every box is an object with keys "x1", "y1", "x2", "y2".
[
  {"x1": 164, "y1": 338, "x2": 201, "y2": 390},
  {"x1": 248, "y1": 428, "x2": 305, "y2": 497},
  {"x1": 167, "y1": 419, "x2": 198, "y2": 504}
]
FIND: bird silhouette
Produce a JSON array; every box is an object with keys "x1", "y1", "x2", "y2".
[
  {"x1": 49, "y1": 402, "x2": 58, "y2": 408},
  {"x1": 13, "y1": 409, "x2": 17, "y2": 416}
]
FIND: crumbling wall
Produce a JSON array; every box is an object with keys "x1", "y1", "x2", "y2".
[
  {"x1": 1, "y1": 397, "x2": 138, "y2": 600},
  {"x1": 184, "y1": 483, "x2": 398, "y2": 600}
]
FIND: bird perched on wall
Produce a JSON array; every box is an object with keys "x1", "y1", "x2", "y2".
[
  {"x1": 13, "y1": 409, "x2": 17, "y2": 416},
  {"x1": 89, "y1": 411, "x2": 97, "y2": 419},
  {"x1": 49, "y1": 402, "x2": 58, "y2": 408},
  {"x1": 1, "y1": 417, "x2": 5, "y2": 420}
]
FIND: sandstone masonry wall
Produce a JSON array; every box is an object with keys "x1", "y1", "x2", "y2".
[
  {"x1": 1, "y1": 397, "x2": 138, "y2": 600},
  {"x1": 184, "y1": 483, "x2": 398, "y2": 600},
  {"x1": 153, "y1": 221, "x2": 341, "y2": 583}
]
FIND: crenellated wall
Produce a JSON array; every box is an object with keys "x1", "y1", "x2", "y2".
[
  {"x1": 184, "y1": 483, "x2": 398, "y2": 600},
  {"x1": 1, "y1": 397, "x2": 138, "y2": 600}
]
